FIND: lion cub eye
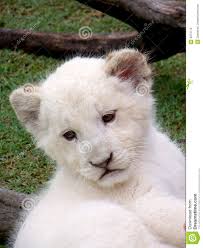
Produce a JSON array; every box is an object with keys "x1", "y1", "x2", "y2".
[
  {"x1": 63, "y1": 130, "x2": 77, "y2": 141},
  {"x1": 102, "y1": 111, "x2": 116, "y2": 124}
]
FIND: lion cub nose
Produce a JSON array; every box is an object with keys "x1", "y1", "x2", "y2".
[{"x1": 90, "y1": 152, "x2": 113, "y2": 169}]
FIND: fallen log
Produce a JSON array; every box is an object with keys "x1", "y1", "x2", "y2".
[
  {"x1": 0, "y1": 29, "x2": 139, "y2": 59},
  {"x1": 76, "y1": 0, "x2": 186, "y2": 61},
  {"x1": 0, "y1": 0, "x2": 185, "y2": 61},
  {"x1": 76, "y1": 0, "x2": 186, "y2": 29}
]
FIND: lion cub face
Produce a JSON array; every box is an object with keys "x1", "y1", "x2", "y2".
[{"x1": 10, "y1": 49, "x2": 153, "y2": 187}]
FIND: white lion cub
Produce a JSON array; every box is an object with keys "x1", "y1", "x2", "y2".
[{"x1": 10, "y1": 49, "x2": 185, "y2": 248}]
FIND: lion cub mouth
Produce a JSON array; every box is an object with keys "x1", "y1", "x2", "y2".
[{"x1": 99, "y1": 168, "x2": 124, "y2": 180}]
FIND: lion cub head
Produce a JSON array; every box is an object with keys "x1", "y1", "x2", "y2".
[{"x1": 10, "y1": 49, "x2": 153, "y2": 187}]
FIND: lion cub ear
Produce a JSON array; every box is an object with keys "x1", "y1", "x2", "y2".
[
  {"x1": 105, "y1": 49, "x2": 152, "y2": 87},
  {"x1": 9, "y1": 84, "x2": 41, "y2": 134}
]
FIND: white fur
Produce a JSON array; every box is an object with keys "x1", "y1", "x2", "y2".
[{"x1": 10, "y1": 49, "x2": 185, "y2": 248}]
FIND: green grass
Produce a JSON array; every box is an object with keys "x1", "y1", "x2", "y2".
[
  {"x1": 0, "y1": 0, "x2": 185, "y2": 195},
  {"x1": 153, "y1": 54, "x2": 185, "y2": 143},
  {"x1": 0, "y1": 0, "x2": 131, "y2": 33}
]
